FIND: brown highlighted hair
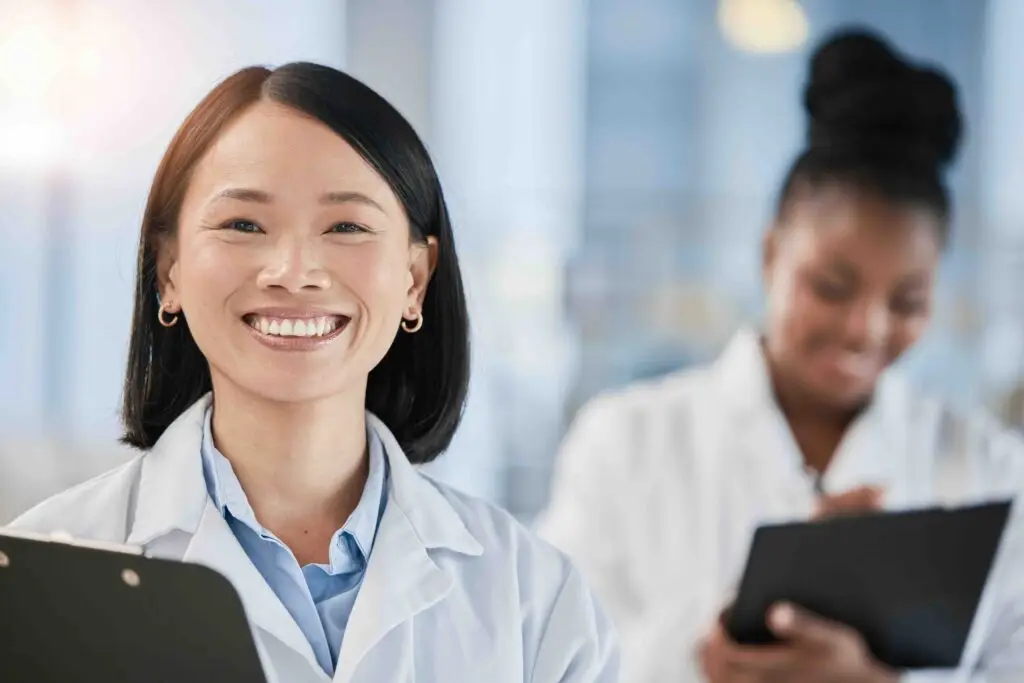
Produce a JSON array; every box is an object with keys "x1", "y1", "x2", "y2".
[{"x1": 121, "y1": 63, "x2": 469, "y2": 464}]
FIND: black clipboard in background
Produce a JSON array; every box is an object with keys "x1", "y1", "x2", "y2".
[
  {"x1": 724, "y1": 501, "x2": 1012, "y2": 671},
  {"x1": 0, "y1": 529, "x2": 267, "y2": 683}
]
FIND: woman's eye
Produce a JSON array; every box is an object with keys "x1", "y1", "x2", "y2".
[
  {"x1": 224, "y1": 219, "x2": 262, "y2": 234},
  {"x1": 812, "y1": 279, "x2": 851, "y2": 302},
  {"x1": 891, "y1": 297, "x2": 927, "y2": 317},
  {"x1": 327, "y1": 222, "x2": 368, "y2": 234}
]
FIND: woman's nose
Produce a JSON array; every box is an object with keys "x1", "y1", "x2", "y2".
[
  {"x1": 843, "y1": 299, "x2": 890, "y2": 351},
  {"x1": 255, "y1": 238, "x2": 331, "y2": 292}
]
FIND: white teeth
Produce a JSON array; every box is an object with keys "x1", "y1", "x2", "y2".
[{"x1": 248, "y1": 316, "x2": 342, "y2": 338}]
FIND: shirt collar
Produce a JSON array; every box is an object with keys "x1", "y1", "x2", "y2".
[
  {"x1": 339, "y1": 427, "x2": 387, "y2": 560},
  {"x1": 128, "y1": 393, "x2": 482, "y2": 558},
  {"x1": 199, "y1": 405, "x2": 388, "y2": 568}
]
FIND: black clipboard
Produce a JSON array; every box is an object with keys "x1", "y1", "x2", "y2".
[
  {"x1": 724, "y1": 500, "x2": 1012, "y2": 670},
  {"x1": 0, "y1": 529, "x2": 268, "y2": 682}
]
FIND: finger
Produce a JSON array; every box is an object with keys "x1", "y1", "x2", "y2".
[
  {"x1": 855, "y1": 486, "x2": 885, "y2": 508},
  {"x1": 708, "y1": 624, "x2": 803, "y2": 672},
  {"x1": 718, "y1": 602, "x2": 734, "y2": 626},
  {"x1": 826, "y1": 486, "x2": 883, "y2": 510},
  {"x1": 699, "y1": 640, "x2": 752, "y2": 683},
  {"x1": 717, "y1": 641, "x2": 801, "y2": 669},
  {"x1": 705, "y1": 621, "x2": 729, "y2": 648},
  {"x1": 696, "y1": 637, "x2": 712, "y2": 678},
  {"x1": 814, "y1": 487, "x2": 884, "y2": 518},
  {"x1": 698, "y1": 629, "x2": 740, "y2": 683},
  {"x1": 719, "y1": 663, "x2": 770, "y2": 683},
  {"x1": 768, "y1": 602, "x2": 855, "y2": 650},
  {"x1": 697, "y1": 624, "x2": 727, "y2": 666}
]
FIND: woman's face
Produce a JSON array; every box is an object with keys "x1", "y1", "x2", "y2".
[
  {"x1": 160, "y1": 100, "x2": 436, "y2": 404},
  {"x1": 763, "y1": 186, "x2": 942, "y2": 412}
]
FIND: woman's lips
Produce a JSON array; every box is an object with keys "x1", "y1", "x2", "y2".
[{"x1": 241, "y1": 313, "x2": 351, "y2": 351}]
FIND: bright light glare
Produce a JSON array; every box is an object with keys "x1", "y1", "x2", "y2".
[
  {"x1": 0, "y1": 111, "x2": 65, "y2": 170},
  {"x1": 78, "y1": 45, "x2": 104, "y2": 81},
  {"x1": 718, "y1": 0, "x2": 809, "y2": 54},
  {"x1": 0, "y1": 7, "x2": 62, "y2": 106}
]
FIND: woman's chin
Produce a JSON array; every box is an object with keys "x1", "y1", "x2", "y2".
[
  {"x1": 806, "y1": 379, "x2": 876, "y2": 415},
  {"x1": 221, "y1": 371, "x2": 358, "y2": 406}
]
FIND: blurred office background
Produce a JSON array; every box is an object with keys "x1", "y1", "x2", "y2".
[{"x1": 2, "y1": 0, "x2": 1024, "y2": 523}]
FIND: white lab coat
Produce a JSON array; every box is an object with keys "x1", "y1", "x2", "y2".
[
  {"x1": 537, "y1": 327, "x2": 1024, "y2": 683},
  {"x1": 9, "y1": 394, "x2": 618, "y2": 683}
]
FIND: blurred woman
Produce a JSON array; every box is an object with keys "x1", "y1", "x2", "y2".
[
  {"x1": 10, "y1": 63, "x2": 618, "y2": 683},
  {"x1": 538, "y1": 30, "x2": 1024, "y2": 683}
]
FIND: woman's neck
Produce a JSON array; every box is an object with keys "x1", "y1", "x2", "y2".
[
  {"x1": 207, "y1": 377, "x2": 370, "y2": 547},
  {"x1": 765, "y1": 357, "x2": 865, "y2": 476}
]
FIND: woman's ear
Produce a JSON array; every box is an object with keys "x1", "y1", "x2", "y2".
[
  {"x1": 155, "y1": 236, "x2": 181, "y2": 308},
  {"x1": 406, "y1": 236, "x2": 438, "y2": 310},
  {"x1": 762, "y1": 225, "x2": 780, "y2": 288}
]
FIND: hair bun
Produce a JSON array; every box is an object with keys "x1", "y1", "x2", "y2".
[{"x1": 803, "y1": 28, "x2": 962, "y2": 169}]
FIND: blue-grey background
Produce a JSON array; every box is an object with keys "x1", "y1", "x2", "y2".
[{"x1": 2, "y1": 0, "x2": 1023, "y2": 522}]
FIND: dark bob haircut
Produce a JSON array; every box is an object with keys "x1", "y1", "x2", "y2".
[{"x1": 121, "y1": 62, "x2": 470, "y2": 464}]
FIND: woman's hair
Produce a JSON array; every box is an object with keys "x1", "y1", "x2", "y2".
[
  {"x1": 776, "y1": 28, "x2": 963, "y2": 240},
  {"x1": 121, "y1": 63, "x2": 470, "y2": 464}
]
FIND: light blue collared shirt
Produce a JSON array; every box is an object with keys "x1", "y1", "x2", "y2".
[{"x1": 200, "y1": 408, "x2": 388, "y2": 676}]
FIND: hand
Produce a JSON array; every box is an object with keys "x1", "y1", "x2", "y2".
[
  {"x1": 698, "y1": 603, "x2": 898, "y2": 683},
  {"x1": 813, "y1": 486, "x2": 884, "y2": 520}
]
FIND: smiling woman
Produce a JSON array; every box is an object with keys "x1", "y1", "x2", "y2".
[
  {"x1": 125, "y1": 64, "x2": 461, "y2": 463},
  {"x1": 10, "y1": 63, "x2": 619, "y2": 683},
  {"x1": 538, "y1": 28, "x2": 1024, "y2": 683}
]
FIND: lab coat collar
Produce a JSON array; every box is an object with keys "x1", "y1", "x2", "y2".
[
  {"x1": 184, "y1": 499, "x2": 323, "y2": 674},
  {"x1": 128, "y1": 393, "x2": 483, "y2": 557},
  {"x1": 127, "y1": 394, "x2": 321, "y2": 670},
  {"x1": 127, "y1": 393, "x2": 484, "y2": 681},
  {"x1": 336, "y1": 413, "x2": 482, "y2": 681},
  {"x1": 711, "y1": 327, "x2": 910, "y2": 493},
  {"x1": 712, "y1": 327, "x2": 776, "y2": 419},
  {"x1": 127, "y1": 395, "x2": 210, "y2": 546},
  {"x1": 712, "y1": 326, "x2": 906, "y2": 421},
  {"x1": 366, "y1": 411, "x2": 483, "y2": 557}
]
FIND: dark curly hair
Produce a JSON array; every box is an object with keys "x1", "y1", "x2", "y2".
[{"x1": 776, "y1": 28, "x2": 964, "y2": 243}]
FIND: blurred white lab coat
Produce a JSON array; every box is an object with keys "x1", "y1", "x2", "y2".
[
  {"x1": 537, "y1": 327, "x2": 1024, "y2": 683},
  {"x1": 9, "y1": 394, "x2": 618, "y2": 683},
  {"x1": 0, "y1": 439, "x2": 135, "y2": 524}
]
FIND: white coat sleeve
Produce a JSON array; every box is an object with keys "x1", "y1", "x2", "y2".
[
  {"x1": 535, "y1": 395, "x2": 704, "y2": 683},
  {"x1": 903, "y1": 416, "x2": 1024, "y2": 683},
  {"x1": 530, "y1": 566, "x2": 620, "y2": 683},
  {"x1": 535, "y1": 395, "x2": 639, "y2": 619}
]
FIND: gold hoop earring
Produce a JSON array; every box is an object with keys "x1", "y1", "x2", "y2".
[
  {"x1": 401, "y1": 311, "x2": 423, "y2": 333},
  {"x1": 158, "y1": 301, "x2": 179, "y2": 328}
]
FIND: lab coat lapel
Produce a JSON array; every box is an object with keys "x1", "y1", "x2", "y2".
[
  {"x1": 181, "y1": 501, "x2": 323, "y2": 673},
  {"x1": 332, "y1": 500, "x2": 452, "y2": 683},
  {"x1": 820, "y1": 373, "x2": 908, "y2": 501},
  {"x1": 714, "y1": 328, "x2": 905, "y2": 503},
  {"x1": 683, "y1": 331, "x2": 771, "y2": 621},
  {"x1": 711, "y1": 328, "x2": 814, "y2": 512},
  {"x1": 696, "y1": 328, "x2": 820, "y2": 610},
  {"x1": 333, "y1": 414, "x2": 483, "y2": 683},
  {"x1": 124, "y1": 394, "x2": 323, "y2": 679}
]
